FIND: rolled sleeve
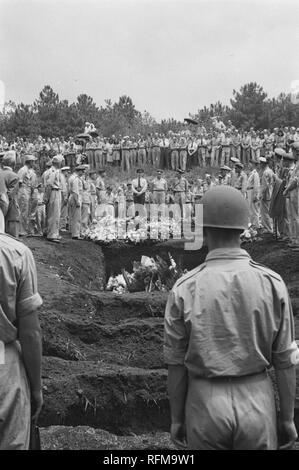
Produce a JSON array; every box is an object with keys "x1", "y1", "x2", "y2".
[
  {"x1": 163, "y1": 288, "x2": 188, "y2": 365},
  {"x1": 272, "y1": 287, "x2": 298, "y2": 369},
  {"x1": 16, "y1": 248, "x2": 43, "y2": 318}
]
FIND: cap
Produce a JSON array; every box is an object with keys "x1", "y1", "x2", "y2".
[
  {"x1": 75, "y1": 165, "x2": 86, "y2": 171},
  {"x1": 61, "y1": 166, "x2": 70, "y2": 171},
  {"x1": 283, "y1": 152, "x2": 295, "y2": 160},
  {"x1": 274, "y1": 147, "x2": 285, "y2": 157},
  {"x1": 230, "y1": 157, "x2": 240, "y2": 164},
  {"x1": 52, "y1": 154, "x2": 64, "y2": 163},
  {"x1": 220, "y1": 165, "x2": 231, "y2": 171},
  {"x1": 97, "y1": 168, "x2": 106, "y2": 173},
  {"x1": 259, "y1": 157, "x2": 267, "y2": 163},
  {"x1": 25, "y1": 154, "x2": 37, "y2": 162},
  {"x1": 136, "y1": 168, "x2": 144, "y2": 173},
  {"x1": 235, "y1": 162, "x2": 244, "y2": 169},
  {"x1": 176, "y1": 169, "x2": 185, "y2": 174}
]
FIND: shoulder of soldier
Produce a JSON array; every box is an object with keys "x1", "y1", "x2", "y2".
[
  {"x1": 174, "y1": 262, "x2": 207, "y2": 289},
  {"x1": 0, "y1": 232, "x2": 33, "y2": 258},
  {"x1": 248, "y1": 259, "x2": 283, "y2": 282}
]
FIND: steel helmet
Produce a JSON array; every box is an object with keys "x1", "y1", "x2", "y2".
[{"x1": 201, "y1": 186, "x2": 249, "y2": 230}]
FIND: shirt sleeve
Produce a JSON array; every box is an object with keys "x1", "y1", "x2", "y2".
[
  {"x1": 163, "y1": 288, "x2": 188, "y2": 365},
  {"x1": 16, "y1": 248, "x2": 43, "y2": 318},
  {"x1": 272, "y1": 283, "x2": 299, "y2": 369}
]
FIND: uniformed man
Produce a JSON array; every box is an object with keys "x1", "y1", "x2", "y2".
[
  {"x1": 241, "y1": 131, "x2": 251, "y2": 166},
  {"x1": 44, "y1": 155, "x2": 64, "y2": 243},
  {"x1": 137, "y1": 136, "x2": 147, "y2": 167},
  {"x1": 121, "y1": 136, "x2": 131, "y2": 172},
  {"x1": 1, "y1": 152, "x2": 20, "y2": 237},
  {"x1": 68, "y1": 165, "x2": 85, "y2": 239},
  {"x1": 179, "y1": 134, "x2": 188, "y2": 171},
  {"x1": 220, "y1": 131, "x2": 231, "y2": 166},
  {"x1": 81, "y1": 166, "x2": 91, "y2": 234},
  {"x1": 60, "y1": 166, "x2": 70, "y2": 231},
  {"x1": 234, "y1": 162, "x2": 248, "y2": 197},
  {"x1": 247, "y1": 160, "x2": 260, "y2": 228},
  {"x1": 219, "y1": 166, "x2": 231, "y2": 185},
  {"x1": 0, "y1": 213, "x2": 43, "y2": 449},
  {"x1": 88, "y1": 169, "x2": 97, "y2": 222},
  {"x1": 164, "y1": 185, "x2": 298, "y2": 450},
  {"x1": 152, "y1": 169, "x2": 168, "y2": 205},
  {"x1": 170, "y1": 135, "x2": 179, "y2": 171},
  {"x1": 260, "y1": 156, "x2": 274, "y2": 234},
  {"x1": 173, "y1": 169, "x2": 188, "y2": 214},
  {"x1": 283, "y1": 142, "x2": 299, "y2": 249},
  {"x1": 132, "y1": 168, "x2": 148, "y2": 206},
  {"x1": 17, "y1": 155, "x2": 37, "y2": 236}
]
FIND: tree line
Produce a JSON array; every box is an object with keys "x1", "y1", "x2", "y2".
[{"x1": 0, "y1": 82, "x2": 299, "y2": 140}]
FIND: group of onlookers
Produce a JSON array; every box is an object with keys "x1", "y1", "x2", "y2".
[{"x1": 1, "y1": 123, "x2": 299, "y2": 174}]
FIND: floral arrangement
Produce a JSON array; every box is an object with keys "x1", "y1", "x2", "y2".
[{"x1": 105, "y1": 253, "x2": 186, "y2": 293}]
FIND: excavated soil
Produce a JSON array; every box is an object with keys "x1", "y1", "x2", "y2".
[{"x1": 21, "y1": 234, "x2": 299, "y2": 449}]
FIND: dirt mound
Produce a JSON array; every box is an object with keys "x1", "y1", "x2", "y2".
[
  {"x1": 20, "y1": 234, "x2": 299, "y2": 448},
  {"x1": 40, "y1": 426, "x2": 175, "y2": 450},
  {"x1": 41, "y1": 357, "x2": 169, "y2": 434}
]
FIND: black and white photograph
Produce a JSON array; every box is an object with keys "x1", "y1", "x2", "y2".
[{"x1": 1, "y1": 0, "x2": 299, "y2": 454}]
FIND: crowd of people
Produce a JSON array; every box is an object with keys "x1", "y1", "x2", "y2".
[
  {"x1": 0, "y1": 140, "x2": 298, "y2": 247},
  {"x1": 0, "y1": 119, "x2": 298, "y2": 247},
  {"x1": 1, "y1": 120, "x2": 299, "y2": 174}
]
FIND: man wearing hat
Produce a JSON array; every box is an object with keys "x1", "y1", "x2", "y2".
[
  {"x1": 88, "y1": 169, "x2": 97, "y2": 222},
  {"x1": 260, "y1": 156, "x2": 274, "y2": 234},
  {"x1": 132, "y1": 168, "x2": 148, "y2": 206},
  {"x1": 234, "y1": 162, "x2": 247, "y2": 197},
  {"x1": 219, "y1": 166, "x2": 231, "y2": 186},
  {"x1": 152, "y1": 169, "x2": 168, "y2": 206},
  {"x1": 68, "y1": 165, "x2": 85, "y2": 239},
  {"x1": 173, "y1": 169, "x2": 188, "y2": 214},
  {"x1": 17, "y1": 155, "x2": 37, "y2": 236},
  {"x1": 44, "y1": 155, "x2": 64, "y2": 242},
  {"x1": 270, "y1": 151, "x2": 294, "y2": 241},
  {"x1": 125, "y1": 182, "x2": 135, "y2": 217},
  {"x1": 95, "y1": 168, "x2": 106, "y2": 219},
  {"x1": 60, "y1": 166, "x2": 70, "y2": 231},
  {"x1": 121, "y1": 136, "x2": 131, "y2": 172},
  {"x1": 81, "y1": 166, "x2": 92, "y2": 233},
  {"x1": 247, "y1": 160, "x2": 260, "y2": 228},
  {"x1": 0, "y1": 152, "x2": 20, "y2": 237},
  {"x1": 283, "y1": 142, "x2": 299, "y2": 249},
  {"x1": 164, "y1": 185, "x2": 298, "y2": 450}
]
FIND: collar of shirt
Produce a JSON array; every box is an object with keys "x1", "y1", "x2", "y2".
[{"x1": 205, "y1": 248, "x2": 251, "y2": 262}]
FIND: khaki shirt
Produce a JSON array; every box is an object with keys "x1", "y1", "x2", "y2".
[
  {"x1": 164, "y1": 248, "x2": 297, "y2": 376},
  {"x1": 0, "y1": 234, "x2": 42, "y2": 343}
]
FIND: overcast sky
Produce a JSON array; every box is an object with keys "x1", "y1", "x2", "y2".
[{"x1": 1, "y1": 0, "x2": 299, "y2": 121}]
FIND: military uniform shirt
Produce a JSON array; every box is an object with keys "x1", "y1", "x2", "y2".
[{"x1": 164, "y1": 248, "x2": 298, "y2": 377}]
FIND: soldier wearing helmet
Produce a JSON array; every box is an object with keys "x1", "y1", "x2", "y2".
[{"x1": 164, "y1": 185, "x2": 298, "y2": 450}]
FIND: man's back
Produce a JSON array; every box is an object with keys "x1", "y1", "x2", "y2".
[{"x1": 164, "y1": 248, "x2": 294, "y2": 377}]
